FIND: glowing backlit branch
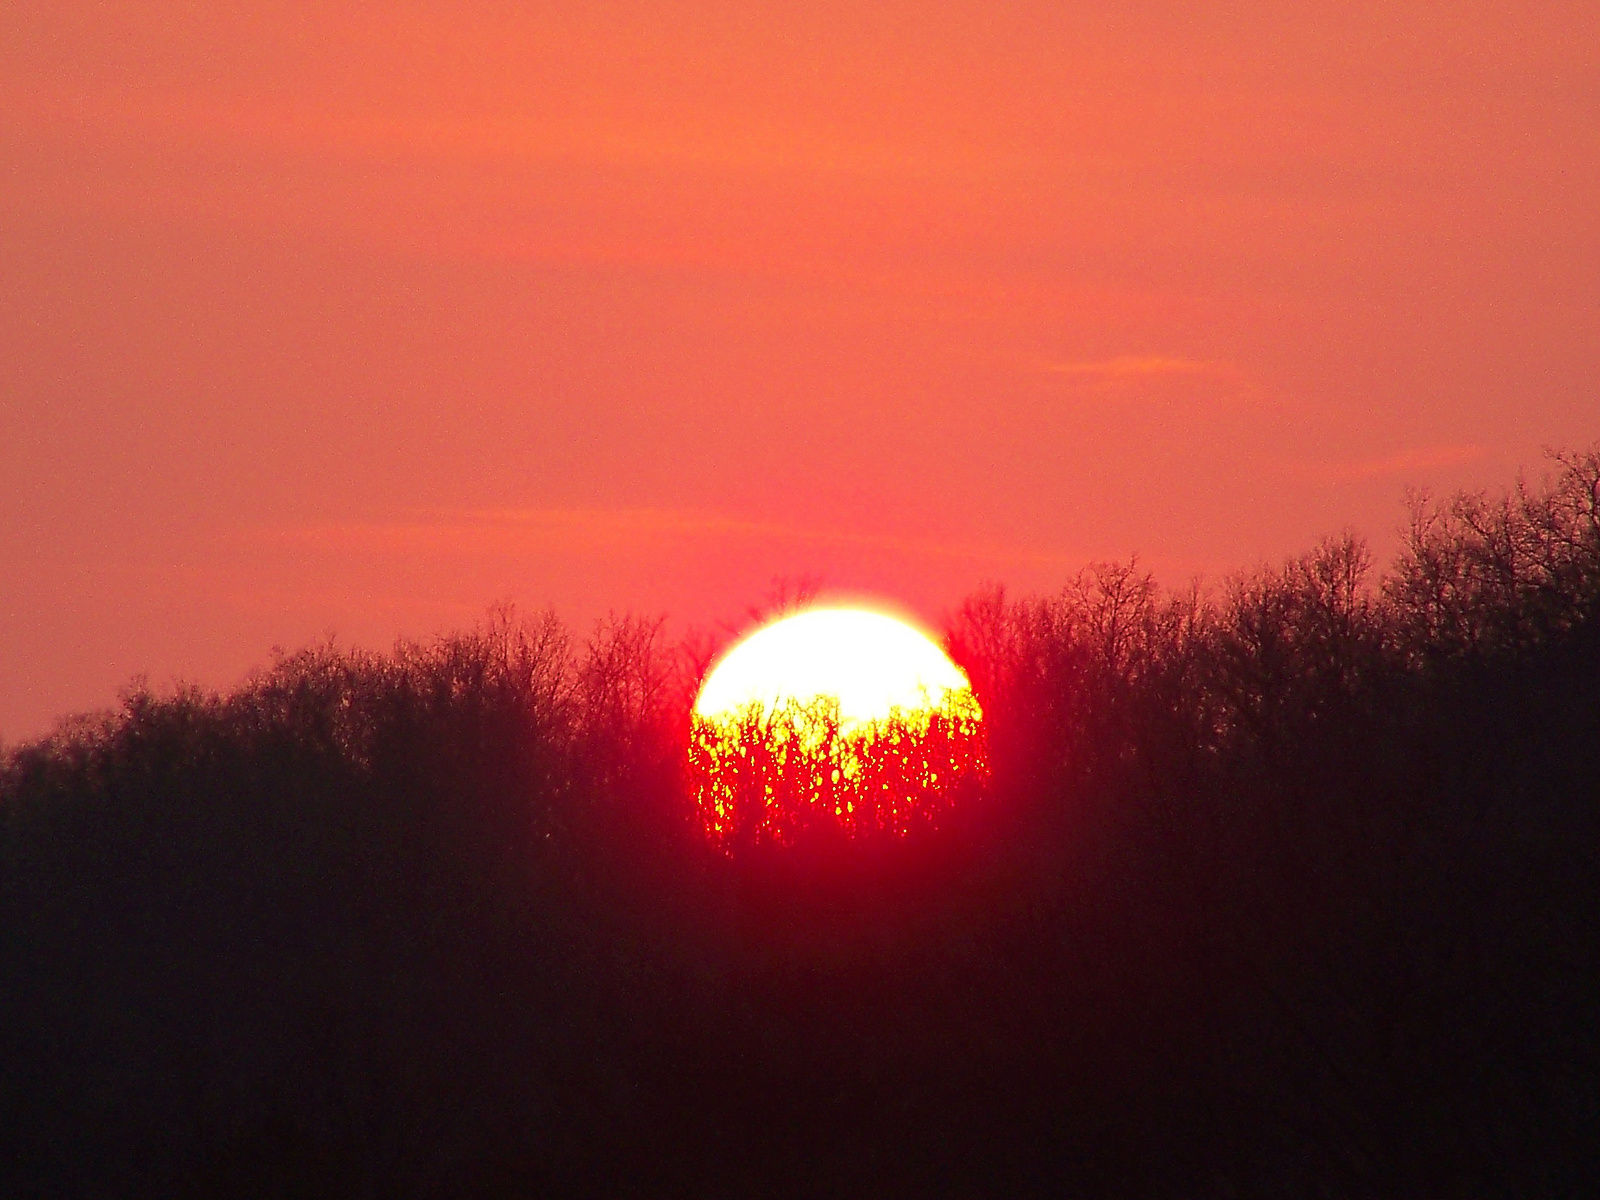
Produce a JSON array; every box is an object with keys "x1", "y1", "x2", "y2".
[{"x1": 689, "y1": 691, "x2": 987, "y2": 846}]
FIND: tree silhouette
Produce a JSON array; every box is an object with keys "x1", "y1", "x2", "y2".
[{"x1": 2, "y1": 443, "x2": 1598, "y2": 1197}]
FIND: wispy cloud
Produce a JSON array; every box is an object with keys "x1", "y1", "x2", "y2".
[
  {"x1": 1036, "y1": 355, "x2": 1259, "y2": 406},
  {"x1": 271, "y1": 508, "x2": 1079, "y2": 570},
  {"x1": 1041, "y1": 356, "x2": 1242, "y2": 383},
  {"x1": 1293, "y1": 444, "x2": 1486, "y2": 483}
]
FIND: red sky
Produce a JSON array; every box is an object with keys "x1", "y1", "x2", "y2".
[{"x1": 3, "y1": 0, "x2": 1597, "y2": 741}]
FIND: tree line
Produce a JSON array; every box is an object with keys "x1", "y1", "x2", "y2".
[{"x1": 2, "y1": 447, "x2": 1597, "y2": 1196}]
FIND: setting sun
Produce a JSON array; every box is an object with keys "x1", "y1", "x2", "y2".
[
  {"x1": 690, "y1": 607, "x2": 987, "y2": 847},
  {"x1": 695, "y1": 608, "x2": 973, "y2": 727}
]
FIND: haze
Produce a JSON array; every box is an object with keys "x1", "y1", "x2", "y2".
[{"x1": 3, "y1": 0, "x2": 1596, "y2": 741}]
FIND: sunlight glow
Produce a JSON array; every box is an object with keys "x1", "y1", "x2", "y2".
[
  {"x1": 690, "y1": 607, "x2": 987, "y2": 847},
  {"x1": 695, "y1": 608, "x2": 971, "y2": 728}
]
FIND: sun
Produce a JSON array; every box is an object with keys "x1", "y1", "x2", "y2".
[
  {"x1": 689, "y1": 606, "x2": 987, "y2": 847},
  {"x1": 695, "y1": 608, "x2": 973, "y2": 728}
]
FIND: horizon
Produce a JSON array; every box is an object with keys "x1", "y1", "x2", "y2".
[{"x1": 4, "y1": 446, "x2": 1596, "y2": 746}]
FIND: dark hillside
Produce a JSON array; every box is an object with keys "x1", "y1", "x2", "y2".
[{"x1": 3, "y1": 450, "x2": 1598, "y2": 1197}]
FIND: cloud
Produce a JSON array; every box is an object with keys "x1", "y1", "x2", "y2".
[
  {"x1": 270, "y1": 508, "x2": 1081, "y2": 571},
  {"x1": 1041, "y1": 356, "x2": 1242, "y2": 383},
  {"x1": 1036, "y1": 356, "x2": 1260, "y2": 406},
  {"x1": 1294, "y1": 444, "x2": 1486, "y2": 483}
]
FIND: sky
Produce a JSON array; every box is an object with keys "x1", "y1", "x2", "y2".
[{"x1": 2, "y1": 0, "x2": 1597, "y2": 741}]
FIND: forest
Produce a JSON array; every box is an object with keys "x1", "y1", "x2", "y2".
[{"x1": 3, "y1": 448, "x2": 1598, "y2": 1197}]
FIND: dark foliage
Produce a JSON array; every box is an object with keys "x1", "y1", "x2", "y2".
[{"x1": 4, "y1": 450, "x2": 1599, "y2": 1197}]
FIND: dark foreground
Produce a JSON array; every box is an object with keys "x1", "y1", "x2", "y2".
[{"x1": 4, "y1": 452, "x2": 1599, "y2": 1197}]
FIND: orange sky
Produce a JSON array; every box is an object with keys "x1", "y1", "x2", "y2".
[{"x1": 3, "y1": 0, "x2": 1597, "y2": 741}]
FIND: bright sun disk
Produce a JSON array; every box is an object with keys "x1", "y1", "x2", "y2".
[
  {"x1": 688, "y1": 606, "x2": 987, "y2": 846},
  {"x1": 694, "y1": 607, "x2": 971, "y2": 728}
]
